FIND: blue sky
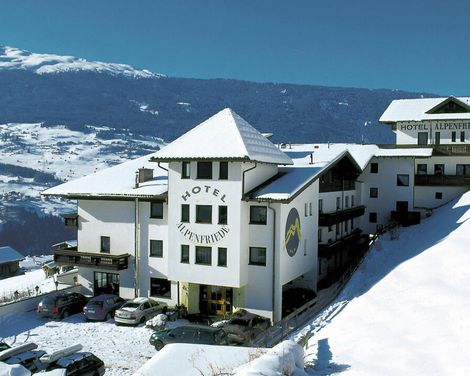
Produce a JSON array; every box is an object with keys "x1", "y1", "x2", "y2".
[{"x1": 1, "y1": 0, "x2": 469, "y2": 95}]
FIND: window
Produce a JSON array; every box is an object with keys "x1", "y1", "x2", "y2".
[
  {"x1": 461, "y1": 131, "x2": 466, "y2": 142},
  {"x1": 197, "y1": 162, "x2": 212, "y2": 179},
  {"x1": 435, "y1": 132, "x2": 440, "y2": 145},
  {"x1": 370, "y1": 163, "x2": 378, "y2": 173},
  {"x1": 351, "y1": 195, "x2": 355, "y2": 207},
  {"x1": 249, "y1": 247, "x2": 266, "y2": 266},
  {"x1": 435, "y1": 192, "x2": 443, "y2": 200},
  {"x1": 417, "y1": 164, "x2": 427, "y2": 175},
  {"x1": 182, "y1": 161, "x2": 191, "y2": 179},
  {"x1": 318, "y1": 229, "x2": 322, "y2": 242},
  {"x1": 452, "y1": 131, "x2": 456, "y2": 142},
  {"x1": 370, "y1": 187, "x2": 378, "y2": 198},
  {"x1": 309, "y1": 202, "x2": 312, "y2": 216},
  {"x1": 434, "y1": 164, "x2": 445, "y2": 175},
  {"x1": 345, "y1": 196, "x2": 349, "y2": 208},
  {"x1": 304, "y1": 239, "x2": 307, "y2": 256},
  {"x1": 418, "y1": 132, "x2": 428, "y2": 145},
  {"x1": 397, "y1": 174, "x2": 409, "y2": 186},
  {"x1": 218, "y1": 206, "x2": 228, "y2": 225},
  {"x1": 181, "y1": 245, "x2": 189, "y2": 263},
  {"x1": 335, "y1": 224, "x2": 340, "y2": 235},
  {"x1": 196, "y1": 205, "x2": 212, "y2": 224},
  {"x1": 328, "y1": 225, "x2": 332, "y2": 232},
  {"x1": 150, "y1": 240, "x2": 163, "y2": 258},
  {"x1": 304, "y1": 203, "x2": 308, "y2": 217},
  {"x1": 219, "y1": 162, "x2": 228, "y2": 180},
  {"x1": 345, "y1": 220, "x2": 349, "y2": 232},
  {"x1": 318, "y1": 199, "x2": 323, "y2": 213},
  {"x1": 195, "y1": 246, "x2": 211, "y2": 265},
  {"x1": 150, "y1": 202, "x2": 164, "y2": 219},
  {"x1": 100, "y1": 236, "x2": 110, "y2": 253},
  {"x1": 369, "y1": 212, "x2": 377, "y2": 223},
  {"x1": 336, "y1": 197, "x2": 341, "y2": 210},
  {"x1": 181, "y1": 204, "x2": 190, "y2": 222},
  {"x1": 218, "y1": 247, "x2": 227, "y2": 267},
  {"x1": 250, "y1": 206, "x2": 267, "y2": 225},
  {"x1": 456, "y1": 164, "x2": 470, "y2": 176},
  {"x1": 150, "y1": 278, "x2": 171, "y2": 298},
  {"x1": 396, "y1": 201, "x2": 408, "y2": 212}
]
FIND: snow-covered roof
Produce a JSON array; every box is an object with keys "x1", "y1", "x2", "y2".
[
  {"x1": 42, "y1": 153, "x2": 168, "y2": 199},
  {"x1": 0, "y1": 246, "x2": 24, "y2": 264},
  {"x1": 151, "y1": 108, "x2": 293, "y2": 165},
  {"x1": 380, "y1": 96, "x2": 470, "y2": 122},
  {"x1": 248, "y1": 143, "x2": 433, "y2": 201}
]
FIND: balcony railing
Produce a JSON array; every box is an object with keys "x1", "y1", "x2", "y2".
[
  {"x1": 415, "y1": 174, "x2": 470, "y2": 186},
  {"x1": 319, "y1": 180, "x2": 356, "y2": 193},
  {"x1": 319, "y1": 205, "x2": 366, "y2": 227},
  {"x1": 390, "y1": 211, "x2": 421, "y2": 227},
  {"x1": 318, "y1": 229, "x2": 368, "y2": 257},
  {"x1": 54, "y1": 249, "x2": 130, "y2": 270}
]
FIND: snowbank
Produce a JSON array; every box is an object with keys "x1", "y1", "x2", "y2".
[{"x1": 0, "y1": 362, "x2": 31, "y2": 376}]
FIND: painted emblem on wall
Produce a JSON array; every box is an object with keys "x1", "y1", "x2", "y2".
[{"x1": 285, "y1": 208, "x2": 301, "y2": 257}]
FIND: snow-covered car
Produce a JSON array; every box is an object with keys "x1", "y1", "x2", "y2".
[
  {"x1": 37, "y1": 292, "x2": 89, "y2": 319},
  {"x1": 222, "y1": 311, "x2": 271, "y2": 345},
  {"x1": 149, "y1": 324, "x2": 229, "y2": 351},
  {"x1": 0, "y1": 342, "x2": 45, "y2": 373},
  {"x1": 114, "y1": 297, "x2": 167, "y2": 325},
  {"x1": 83, "y1": 294, "x2": 126, "y2": 321}
]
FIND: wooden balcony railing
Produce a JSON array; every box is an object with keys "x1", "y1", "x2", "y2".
[
  {"x1": 415, "y1": 174, "x2": 470, "y2": 186},
  {"x1": 318, "y1": 229, "x2": 368, "y2": 257},
  {"x1": 319, "y1": 205, "x2": 366, "y2": 227},
  {"x1": 54, "y1": 249, "x2": 130, "y2": 270}
]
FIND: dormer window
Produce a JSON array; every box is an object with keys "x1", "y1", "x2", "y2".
[
  {"x1": 182, "y1": 161, "x2": 191, "y2": 179},
  {"x1": 197, "y1": 162, "x2": 212, "y2": 179},
  {"x1": 219, "y1": 162, "x2": 228, "y2": 180}
]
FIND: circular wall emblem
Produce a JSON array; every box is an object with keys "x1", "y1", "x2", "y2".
[{"x1": 285, "y1": 208, "x2": 301, "y2": 257}]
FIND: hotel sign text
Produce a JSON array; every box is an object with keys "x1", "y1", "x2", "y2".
[{"x1": 400, "y1": 122, "x2": 470, "y2": 131}]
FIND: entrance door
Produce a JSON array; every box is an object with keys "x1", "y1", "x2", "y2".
[
  {"x1": 199, "y1": 285, "x2": 232, "y2": 316},
  {"x1": 94, "y1": 272, "x2": 120, "y2": 295}
]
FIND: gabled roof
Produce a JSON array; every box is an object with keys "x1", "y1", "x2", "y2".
[
  {"x1": 0, "y1": 246, "x2": 24, "y2": 264},
  {"x1": 380, "y1": 96, "x2": 470, "y2": 123},
  {"x1": 151, "y1": 108, "x2": 293, "y2": 165},
  {"x1": 425, "y1": 96, "x2": 470, "y2": 114}
]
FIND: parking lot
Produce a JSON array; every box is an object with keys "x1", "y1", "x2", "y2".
[{"x1": 0, "y1": 311, "x2": 161, "y2": 375}]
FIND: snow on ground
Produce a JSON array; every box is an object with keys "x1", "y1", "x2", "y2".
[
  {"x1": 0, "y1": 312, "x2": 156, "y2": 376},
  {"x1": 294, "y1": 191, "x2": 470, "y2": 376},
  {"x1": 0, "y1": 270, "x2": 48, "y2": 299}
]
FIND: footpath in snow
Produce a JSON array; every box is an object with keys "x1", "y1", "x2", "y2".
[{"x1": 294, "y1": 192, "x2": 470, "y2": 376}]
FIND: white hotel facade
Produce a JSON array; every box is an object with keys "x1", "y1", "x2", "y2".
[{"x1": 44, "y1": 96, "x2": 470, "y2": 322}]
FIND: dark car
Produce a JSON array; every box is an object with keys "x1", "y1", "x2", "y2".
[
  {"x1": 222, "y1": 311, "x2": 271, "y2": 345},
  {"x1": 42, "y1": 352, "x2": 105, "y2": 376},
  {"x1": 37, "y1": 292, "x2": 89, "y2": 319},
  {"x1": 149, "y1": 324, "x2": 229, "y2": 351},
  {"x1": 282, "y1": 288, "x2": 317, "y2": 317},
  {"x1": 83, "y1": 294, "x2": 126, "y2": 321}
]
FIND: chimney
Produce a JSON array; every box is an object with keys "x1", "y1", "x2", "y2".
[{"x1": 135, "y1": 167, "x2": 154, "y2": 188}]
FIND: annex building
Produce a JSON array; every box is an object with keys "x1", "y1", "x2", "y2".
[{"x1": 43, "y1": 97, "x2": 470, "y2": 322}]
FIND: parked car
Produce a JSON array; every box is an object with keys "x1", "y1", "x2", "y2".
[
  {"x1": 114, "y1": 297, "x2": 167, "y2": 325},
  {"x1": 149, "y1": 324, "x2": 229, "y2": 350},
  {"x1": 83, "y1": 294, "x2": 126, "y2": 321},
  {"x1": 0, "y1": 342, "x2": 45, "y2": 373},
  {"x1": 222, "y1": 311, "x2": 271, "y2": 345},
  {"x1": 37, "y1": 292, "x2": 89, "y2": 319},
  {"x1": 282, "y1": 288, "x2": 317, "y2": 317},
  {"x1": 41, "y1": 352, "x2": 105, "y2": 376}
]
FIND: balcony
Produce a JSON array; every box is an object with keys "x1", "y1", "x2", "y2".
[
  {"x1": 318, "y1": 229, "x2": 368, "y2": 258},
  {"x1": 414, "y1": 174, "x2": 470, "y2": 186},
  {"x1": 391, "y1": 211, "x2": 420, "y2": 227},
  {"x1": 319, "y1": 205, "x2": 365, "y2": 227},
  {"x1": 432, "y1": 145, "x2": 470, "y2": 156},
  {"x1": 54, "y1": 249, "x2": 130, "y2": 270}
]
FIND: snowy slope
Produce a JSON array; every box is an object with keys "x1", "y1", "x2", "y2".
[
  {"x1": 0, "y1": 46, "x2": 165, "y2": 79},
  {"x1": 295, "y1": 191, "x2": 470, "y2": 376}
]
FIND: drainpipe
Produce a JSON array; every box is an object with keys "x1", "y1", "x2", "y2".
[
  {"x1": 134, "y1": 198, "x2": 140, "y2": 298},
  {"x1": 241, "y1": 162, "x2": 258, "y2": 199},
  {"x1": 267, "y1": 201, "x2": 276, "y2": 323}
]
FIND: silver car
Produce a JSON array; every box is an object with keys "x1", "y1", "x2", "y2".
[{"x1": 114, "y1": 297, "x2": 167, "y2": 325}]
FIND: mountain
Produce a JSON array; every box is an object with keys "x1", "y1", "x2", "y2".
[{"x1": 0, "y1": 46, "x2": 437, "y2": 255}]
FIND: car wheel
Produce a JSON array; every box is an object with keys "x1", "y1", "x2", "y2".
[
  {"x1": 62, "y1": 310, "x2": 70, "y2": 319},
  {"x1": 154, "y1": 341, "x2": 164, "y2": 351}
]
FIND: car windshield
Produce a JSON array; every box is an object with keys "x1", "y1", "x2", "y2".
[
  {"x1": 88, "y1": 301, "x2": 104, "y2": 307},
  {"x1": 123, "y1": 303, "x2": 140, "y2": 309},
  {"x1": 230, "y1": 318, "x2": 250, "y2": 326}
]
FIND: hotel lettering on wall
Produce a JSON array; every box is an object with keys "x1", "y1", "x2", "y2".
[
  {"x1": 178, "y1": 185, "x2": 229, "y2": 245},
  {"x1": 399, "y1": 122, "x2": 470, "y2": 131}
]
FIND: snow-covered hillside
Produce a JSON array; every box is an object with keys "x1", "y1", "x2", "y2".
[
  {"x1": 0, "y1": 46, "x2": 165, "y2": 79},
  {"x1": 296, "y1": 191, "x2": 470, "y2": 375}
]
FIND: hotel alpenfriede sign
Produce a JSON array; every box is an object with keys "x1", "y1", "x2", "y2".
[{"x1": 177, "y1": 185, "x2": 229, "y2": 245}]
